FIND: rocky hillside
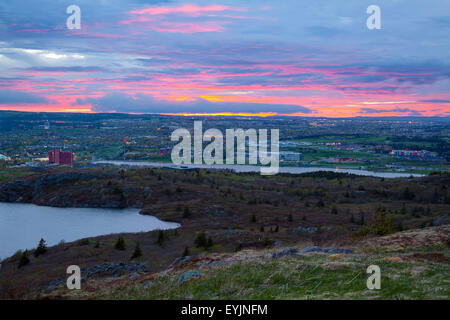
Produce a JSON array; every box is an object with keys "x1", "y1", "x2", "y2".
[{"x1": 37, "y1": 226, "x2": 449, "y2": 300}]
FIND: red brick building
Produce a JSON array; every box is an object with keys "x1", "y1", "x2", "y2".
[{"x1": 48, "y1": 149, "x2": 74, "y2": 166}]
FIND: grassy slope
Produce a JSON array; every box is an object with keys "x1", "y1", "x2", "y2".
[{"x1": 48, "y1": 227, "x2": 449, "y2": 300}]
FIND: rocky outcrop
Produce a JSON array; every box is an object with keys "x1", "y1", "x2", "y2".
[
  {"x1": 271, "y1": 248, "x2": 303, "y2": 259},
  {"x1": 300, "y1": 246, "x2": 354, "y2": 254},
  {"x1": 178, "y1": 270, "x2": 201, "y2": 284},
  {"x1": 0, "y1": 171, "x2": 130, "y2": 208},
  {"x1": 41, "y1": 261, "x2": 149, "y2": 293}
]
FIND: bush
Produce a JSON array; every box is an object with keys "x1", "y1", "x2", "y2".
[
  {"x1": 34, "y1": 238, "x2": 47, "y2": 257},
  {"x1": 355, "y1": 209, "x2": 395, "y2": 236},
  {"x1": 77, "y1": 239, "x2": 90, "y2": 246},
  {"x1": 182, "y1": 207, "x2": 191, "y2": 218},
  {"x1": 114, "y1": 237, "x2": 126, "y2": 250},
  {"x1": 182, "y1": 246, "x2": 190, "y2": 257},
  {"x1": 18, "y1": 251, "x2": 30, "y2": 269},
  {"x1": 157, "y1": 230, "x2": 165, "y2": 246},
  {"x1": 316, "y1": 199, "x2": 325, "y2": 208},
  {"x1": 194, "y1": 232, "x2": 212, "y2": 249},
  {"x1": 331, "y1": 206, "x2": 338, "y2": 215},
  {"x1": 130, "y1": 242, "x2": 142, "y2": 260}
]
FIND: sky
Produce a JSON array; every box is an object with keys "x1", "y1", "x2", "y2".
[{"x1": 0, "y1": 0, "x2": 449, "y2": 117}]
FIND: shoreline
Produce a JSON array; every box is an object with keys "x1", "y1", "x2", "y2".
[{"x1": 92, "y1": 160, "x2": 425, "y2": 178}]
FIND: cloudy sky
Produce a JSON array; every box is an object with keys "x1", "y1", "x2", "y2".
[{"x1": 0, "y1": 0, "x2": 449, "y2": 117}]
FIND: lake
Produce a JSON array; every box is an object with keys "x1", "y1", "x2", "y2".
[
  {"x1": 0, "y1": 203, "x2": 179, "y2": 260},
  {"x1": 93, "y1": 160, "x2": 424, "y2": 178}
]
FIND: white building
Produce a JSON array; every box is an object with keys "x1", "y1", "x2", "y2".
[{"x1": 280, "y1": 152, "x2": 303, "y2": 162}]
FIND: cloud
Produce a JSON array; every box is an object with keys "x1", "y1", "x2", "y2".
[
  {"x1": 0, "y1": 90, "x2": 48, "y2": 104},
  {"x1": 80, "y1": 92, "x2": 311, "y2": 114},
  {"x1": 129, "y1": 4, "x2": 244, "y2": 16},
  {"x1": 359, "y1": 108, "x2": 387, "y2": 114},
  {"x1": 360, "y1": 107, "x2": 424, "y2": 116},
  {"x1": 392, "y1": 108, "x2": 423, "y2": 116},
  {"x1": 420, "y1": 99, "x2": 450, "y2": 103}
]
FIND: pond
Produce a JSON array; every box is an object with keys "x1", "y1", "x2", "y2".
[{"x1": 0, "y1": 203, "x2": 179, "y2": 260}]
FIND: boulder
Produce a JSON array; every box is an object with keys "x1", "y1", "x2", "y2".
[
  {"x1": 169, "y1": 256, "x2": 192, "y2": 268},
  {"x1": 271, "y1": 248, "x2": 303, "y2": 259},
  {"x1": 298, "y1": 226, "x2": 318, "y2": 233},
  {"x1": 178, "y1": 270, "x2": 201, "y2": 284},
  {"x1": 322, "y1": 248, "x2": 354, "y2": 254},
  {"x1": 433, "y1": 216, "x2": 450, "y2": 226},
  {"x1": 300, "y1": 246, "x2": 323, "y2": 253}
]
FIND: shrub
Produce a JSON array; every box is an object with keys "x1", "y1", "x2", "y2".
[
  {"x1": 114, "y1": 237, "x2": 126, "y2": 250},
  {"x1": 331, "y1": 206, "x2": 338, "y2": 215},
  {"x1": 157, "y1": 230, "x2": 165, "y2": 246},
  {"x1": 182, "y1": 246, "x2": 190, "y2": 257},
  {"x1": 194, "y1": 232, "x2": 212, "y2": 249},
  {"x1": 130, "y1": 242, "x2": 142, "y2": 260},
  {"x1": 182, "y1": 207, "x2": 191, "y2": 218},
  {"x1": 316, "y1": 199, "x2": 325, "y2": 208},
  {"x1": 77, "y1": 239, "x2": 90, "y2": 246},
  {"x1": 355, "y1": 210, "x2": 395, "y2": 236},
  {"x1": 18, "y1": 251, "x2": 30, "y2": 269}
]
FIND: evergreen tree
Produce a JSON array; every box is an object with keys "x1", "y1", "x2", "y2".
[
  {"x1": 34, "y1": 238, "x2": 47, "y2": 257},
  {"x1": 251, "y1": 213, "x2": 257, "y2": 223},
  {"x1": 182, "y1": 246, "x2": 190, "y2": 257},
  {"x1": 157, "y1": 230, "x2": 165, "y2": 246},
  {"x1": 206, "y1": 236, "x2": 213, "y2": 248},
  {"x1": 194, "y1": 232, "x2": 207, "y2": 248},
  {"x1": 360, "y1": 212, "x2": 365, "y2": 225},
  {"x1": 182, "y1": 207, "x2": 191, "y2": 218},
  {"x1": 18, "y1": 250, "x2": 30, "y2": 269},
  {"x1": 130, "y1": 242, "x2": 142, "y2": 260},
  {"x1": 288, "y1": 213, "x2": 293, "y2": 222},
  {"x1": 331, "y1": 206, "x2": 338, "y2": 215},
  {"x1": 114, "y1": 237, "x2": 126, "y2": 250}
]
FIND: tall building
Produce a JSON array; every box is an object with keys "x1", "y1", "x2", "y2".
[{"x1": 48, "y1": 149, "x2": 74, "y2": 166}]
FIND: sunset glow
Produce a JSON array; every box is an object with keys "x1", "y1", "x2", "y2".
[{"x1": 0, "y1": 1, "x2": 449, "y2": 117}]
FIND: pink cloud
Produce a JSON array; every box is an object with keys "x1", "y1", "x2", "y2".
[
  {"x1": 129, "y1": 4, "x2": 245, "y2": 17},
  {"x1": 152, "y1": 21, "x2": 228, "y2": 33}
]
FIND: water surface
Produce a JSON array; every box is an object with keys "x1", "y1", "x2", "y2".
[
  {"x1": 93, "y1": 160, "x2": 424, "y2": 178},
  {"x1": 0, "y1": 203, "x2": 179, "y2": 260}
]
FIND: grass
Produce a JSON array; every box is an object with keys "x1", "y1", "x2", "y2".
[{"x1": 103, "y1": 252, "x2": 449, "y2": 300}]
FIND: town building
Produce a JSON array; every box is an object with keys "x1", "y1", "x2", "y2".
[
  {"x1": 391, "y1": 150, "x2": 444, "y2": 161},
  {"x1": 280, "y1": 152, "x2": 303, "y2": 162},
  {"x1": 333, "y1": 157, "x2": 357, "y2": 162},
  {"x1": 48, "y1": 149, "x2": 74, "y2": 166}
]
